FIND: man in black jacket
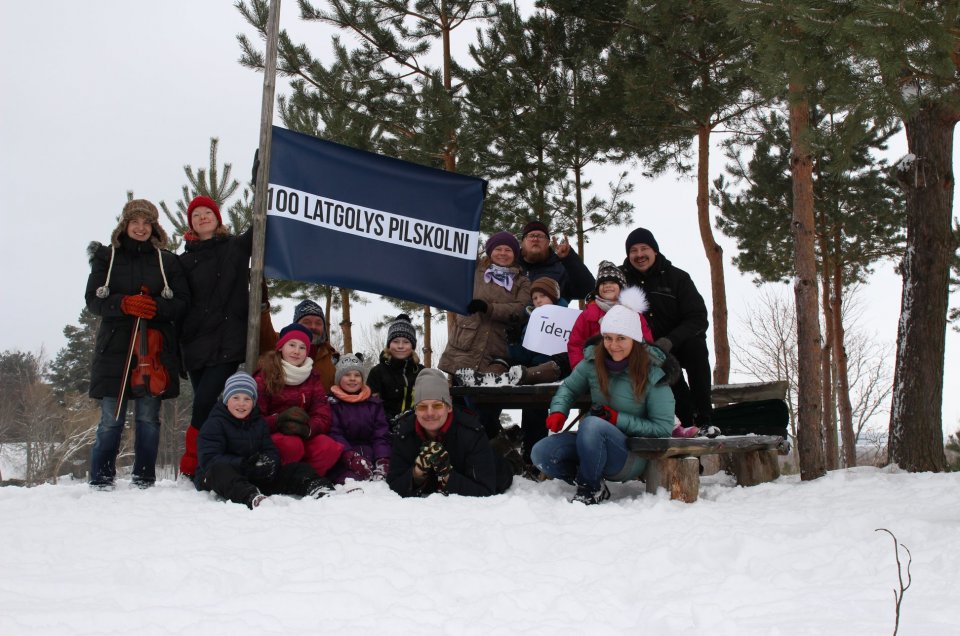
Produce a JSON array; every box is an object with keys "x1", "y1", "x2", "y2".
[{"x1": 620, "y1": 227, "x2": 712, "y2": 429}]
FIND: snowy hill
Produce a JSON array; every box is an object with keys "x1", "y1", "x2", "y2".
[{"x1": 1, "y1": 468, "x2": 958, "y2": 635}]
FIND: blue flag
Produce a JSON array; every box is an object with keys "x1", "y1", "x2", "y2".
[{"x1": 264, "y1": 126, "x2": 485, "y2": 313}]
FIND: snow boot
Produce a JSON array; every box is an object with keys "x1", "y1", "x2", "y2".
[
  {"x1": 519, "y1": 361, "x2": 561, "y2": 385},
  {"x1": 454, "y1": 368, "x2": 481, "y2": 387},
  {"x1": 179, "y1": 425, "x2": 199, "y2": 477},
  {"x1": 672, "y1": 423, "x2": 699, "y2": 438},
  {"x1": 306, "y1": 477, "x2": 336, "y2": 499},
  {"x1": 571, "y1": 482, "x2": 611, "y2": 505},
  {"x1": 246, "y1": 490, "x2": 267, "y2": 509}
]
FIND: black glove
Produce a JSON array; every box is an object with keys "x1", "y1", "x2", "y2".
[
  {"x1": 658, "y1": 353, "x2": 682, "y2": 387},
  {"x1": 276, "y1": 407, "x2": 310, "y2": 438},
  {"x1": 466, "y1": 299, "x2": 488, "y2": 315},
  {"x1": 243, "y1": 452, "x2": 277, "y2": 480},
  {"x1": 653, "y1": 337, "x2": 673, "y2": 354}
]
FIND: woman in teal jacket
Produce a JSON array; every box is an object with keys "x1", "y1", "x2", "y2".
[{"x1": 531, "y1": 304, "x2": 675, "y2": 504}]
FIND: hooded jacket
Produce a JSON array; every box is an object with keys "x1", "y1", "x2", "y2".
[
  {"x1": 195, "y1": 401, "x2": 280, "y2": 484},
  {"x1": 366, "y1": 351, "x2": 424, "y2": 423}
]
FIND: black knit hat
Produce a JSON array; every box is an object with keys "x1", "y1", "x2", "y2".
[
  {"x1": 387, "y1": 314, "x2": 417, "y2": 349},
  {"x1": 596, "y1": 260, "x2": 626, "y2": 289},
  {"x1": 624, "y1": 227, "x2": 659, "y2": 254},
  {"x1": 521, "y1": 220, "x2": 550, "y2": 239}
]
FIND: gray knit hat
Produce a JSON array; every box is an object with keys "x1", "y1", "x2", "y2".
[
  {"x1": 413, "y1": 368, "x2": 452, "y2": 408},
  {"x1": 386, "y1": 314, "x2": 417, "y2": 349},
  {"x1": 335, "y1": 353, "x2": 366, "y2": 385},
  {"x1": 222, "y1": 371, "x2": 258, "y2": 403}
]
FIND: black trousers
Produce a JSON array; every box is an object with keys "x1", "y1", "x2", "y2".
[
  {"x1": 520, "y1": 408, "x2": 547, "y2": 465},
  {"x1": 670, "y1": 336, "x2": 713, "y2": 427},
  {"x1": 198, "y1": 461, "x2": 321, "y2": 505},
  {"x1": 189, "y1": 362, "x2": 240, "y2": 428}
]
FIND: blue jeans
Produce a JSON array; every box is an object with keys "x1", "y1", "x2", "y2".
[
  {"x1": 89, "y1": 396, "x2": 161, "y2": 485},
  {"x1": 531, "y1": 416, "x2": 634, "y2": 491}
]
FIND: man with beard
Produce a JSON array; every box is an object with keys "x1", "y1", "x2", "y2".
[
  {"x1": 516, "y1": 220, "x2": 595, "y2": 303},
  {"x1": 619, "y1": 227, "x2": 712, "y2": 430}
]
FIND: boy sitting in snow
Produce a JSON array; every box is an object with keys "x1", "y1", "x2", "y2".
[{"x1": 194, "y1": 371, "x2": 334, "y2": 509}]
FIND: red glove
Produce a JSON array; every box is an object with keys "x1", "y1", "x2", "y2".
[
  {"x1": 121, "y1": 294, "x2": 157, "y2": 319},
  {"x1": 545, "y1": 412, "x2": 567, "y2": 433},
  {"x1": 591, "y1": 404, "x2": 618, "y2": 424}
]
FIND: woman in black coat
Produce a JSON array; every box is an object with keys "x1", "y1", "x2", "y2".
[
  {"x1": 85, "y1": 199, "x2": 189, "y2": 488},
  {"x1": 176, "y1": 195, "x2": 253, "y2": 477}
]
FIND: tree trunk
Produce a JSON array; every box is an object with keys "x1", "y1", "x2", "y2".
[
  {"x1": 788, "y1": 83, "x2": 826, "y2": 481},
  {"x1": 422, "y1": 305, "x2": 433, "y2": 368},
  {"x1": 820, "y1": 255, "x2": 838, "y2": 470},
  {"x1": 339, "y1": 288, "x2": 353, "y2": 353},
  {"x1": 887, "y1": 103, "x2": 957, "y2": 472},
  {"x1": 832, "y1": 256, "x2": 856, "y2": 468},
  {"x1": 696, "y1": 125, "x2": 730, "y2": 384}
]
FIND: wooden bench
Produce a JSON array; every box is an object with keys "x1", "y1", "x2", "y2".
[{"x1": 451, "y1": 380, "x2": 790, "y2": 503}]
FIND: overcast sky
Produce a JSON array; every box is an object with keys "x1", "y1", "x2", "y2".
[{"x1": 1, "y1": 1, "x2": 957, "y2": 431}]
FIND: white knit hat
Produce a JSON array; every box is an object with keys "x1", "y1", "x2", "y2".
[{"x1": 600, "y1": 305, "x2": 645, "y2": 343}]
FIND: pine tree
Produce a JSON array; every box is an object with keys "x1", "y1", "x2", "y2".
[
  {"x1": 713, "y1": 104, "x2": 904, "y2": 467},
  {"x1": 47, "y1": 307, "x2": 99, "y2": 398},
  {"x1": 840, "y1": 1, "x2": 959, "y2": 472}
]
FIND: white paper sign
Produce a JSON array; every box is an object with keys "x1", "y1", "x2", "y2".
[{"x1": 522, "y1": 304, "x2": 582, "y2": 355}]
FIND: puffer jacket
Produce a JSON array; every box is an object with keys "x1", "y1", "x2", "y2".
[
  {"x1": 254, "y1": 368, "x2": 332, "y2": 436},
  {"x1": 387, "y1": 408, "x2": 512, "y2": 497},
  {"x1": 619, "y1": 253, "x2": 708, "y2": 350},
  {"x1": 178, "y1": 229, "x2": 252, "y2": 371},
  {"x1": 328, "y1": 395, "x2": 391, "y2": 462},
  {"x1": 550, "y1": 344, "x2": 675, "y2": 440},
  {"x1": 366, "y1": 351, "x2": 424, "y2": 422},
  {"x1": 85, "y1": 235, "x2": 189, "y2": 399},
  {"x1": 438, "y1": 264, "x2": 531, "y2": 374},
  {"x1": 567, "y1": 301, "x2": 655, "y2": 369},
  {"x1": 194, "y1": 401, "x2": 279, "y2": 484}
]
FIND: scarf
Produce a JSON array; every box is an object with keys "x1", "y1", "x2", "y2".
[
  {"x1": 281, "y1": 356, "x2": 314, "y2": 386},
  {"x1": 483, "y1": 265, "x2": 515, "y2": 291},
  {"x1": 595, "y1": 297, "x2": 618, "y2": 314},
  {"x1": 330, "y1": 384, "x2": 372, "y2": 403},
  {"x1": 604, "y1": 357, "x2": 630, "y2": 374}
]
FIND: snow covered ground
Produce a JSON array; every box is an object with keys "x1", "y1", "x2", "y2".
[{"x1": 1, "y1": 467, "x2": 957, "y2": 635}]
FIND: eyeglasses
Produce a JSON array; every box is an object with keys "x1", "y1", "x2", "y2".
[
  {"x1": 525, "y1": 232, "x2": 548, "y2": 241},
  {"x1": 415, "y1": 402, "x2": 448, "y2": 414}
]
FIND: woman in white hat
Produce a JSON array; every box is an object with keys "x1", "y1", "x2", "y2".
[{"x1": 531, "y1": 305, "x2": 675, "y2": 504}]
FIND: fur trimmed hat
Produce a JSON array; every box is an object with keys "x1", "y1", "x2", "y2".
[
  {"x1": 335, "y1": 353, "x2": 366, "y2": 384},
  {"x1": 413, "y1": 368, "x2": 452, "y2": 408},
  {"x1": 187, "y1": 195, "x2": 223, "y2": 231},
  {"x1": 485, "y1": 231, "x2": 520, "y2": 259},
  {"x1": 596, "y1": 260, "x2": 626, "y2": 290},
  {"x1": 387, "y1": 314, "x2": 417, "y2": 349},
  {"x1": 110, "y1": 199, "x2": 168, "y2": 249},
  {"x1": 530, "y1": 277, "x2": 560, "y2": 304},
  {"x1": 222, "y1": 371, "x2": 258, "y2": 403},
  {"x1": 624, "y1": 227, "x2": 659, "y2": 254},
  {"x1": 600, "y1": 304, "x2": 646, "y2": 343},
  {"x1": 521, "y1": 220, "x2": 550, "y2": 239},
  {"x1": 276, "y1": 323, "x2": 312, "y2": 351}
]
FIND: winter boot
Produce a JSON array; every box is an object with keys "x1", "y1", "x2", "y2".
[
  {"x1": 672, "y1": 422, "x2": 699, "y2": 438},
  {"x1": 306, "y1": 476, "x2": 336, "y2": 499},
  {"x1": 697, "y1": 425, "x2": 721, "y2": 439},
  {"x1": 246, "y1": 490, "x2": 267, "y2": 509},
  {"x1": 490, "y1": 431, "x2": 524, "y2": 475},
  {"x1": 571, "y1": 482, "x2": 611, "y2": 505},
  {"x1": 519, "y1": 361, "x2": 561, "y2": 385},
  {"x1": 179, "y1": 425, "x2": 200, "y2": 477},
  {"x1": 455, "y1": 368, "x2": 481, "y2": 387}
]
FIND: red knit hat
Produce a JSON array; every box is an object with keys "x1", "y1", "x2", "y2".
[
  {"x1": 187, "y1": 195, "x2": 223, "y2": 231},
  {"x1": 276, "y1": 323, "x2": 312, "y2": 351}
]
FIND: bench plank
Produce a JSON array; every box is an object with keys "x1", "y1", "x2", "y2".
[{"x1": 626, "y1": 435, "x2": 787, "y2": 458}]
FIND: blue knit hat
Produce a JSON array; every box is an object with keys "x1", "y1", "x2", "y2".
[{"x1": 222, "y1": 371, "x2": 258, "y2": 403}]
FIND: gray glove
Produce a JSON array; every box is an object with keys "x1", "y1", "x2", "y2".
[{"x1": 653, "y1": 337, "x2": 673, "y2": 354}]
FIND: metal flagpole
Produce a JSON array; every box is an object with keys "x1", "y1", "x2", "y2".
[{"x1": 245, "y1": 0, "x2": 282, "y2": 373}]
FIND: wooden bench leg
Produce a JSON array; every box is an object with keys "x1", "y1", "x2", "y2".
[
  {"x1": 723, "y1": 449, "x2": 781, "y2": 487},
  {"x1": 643, "y1": 457, "x2": 699, "y2": 503}
]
